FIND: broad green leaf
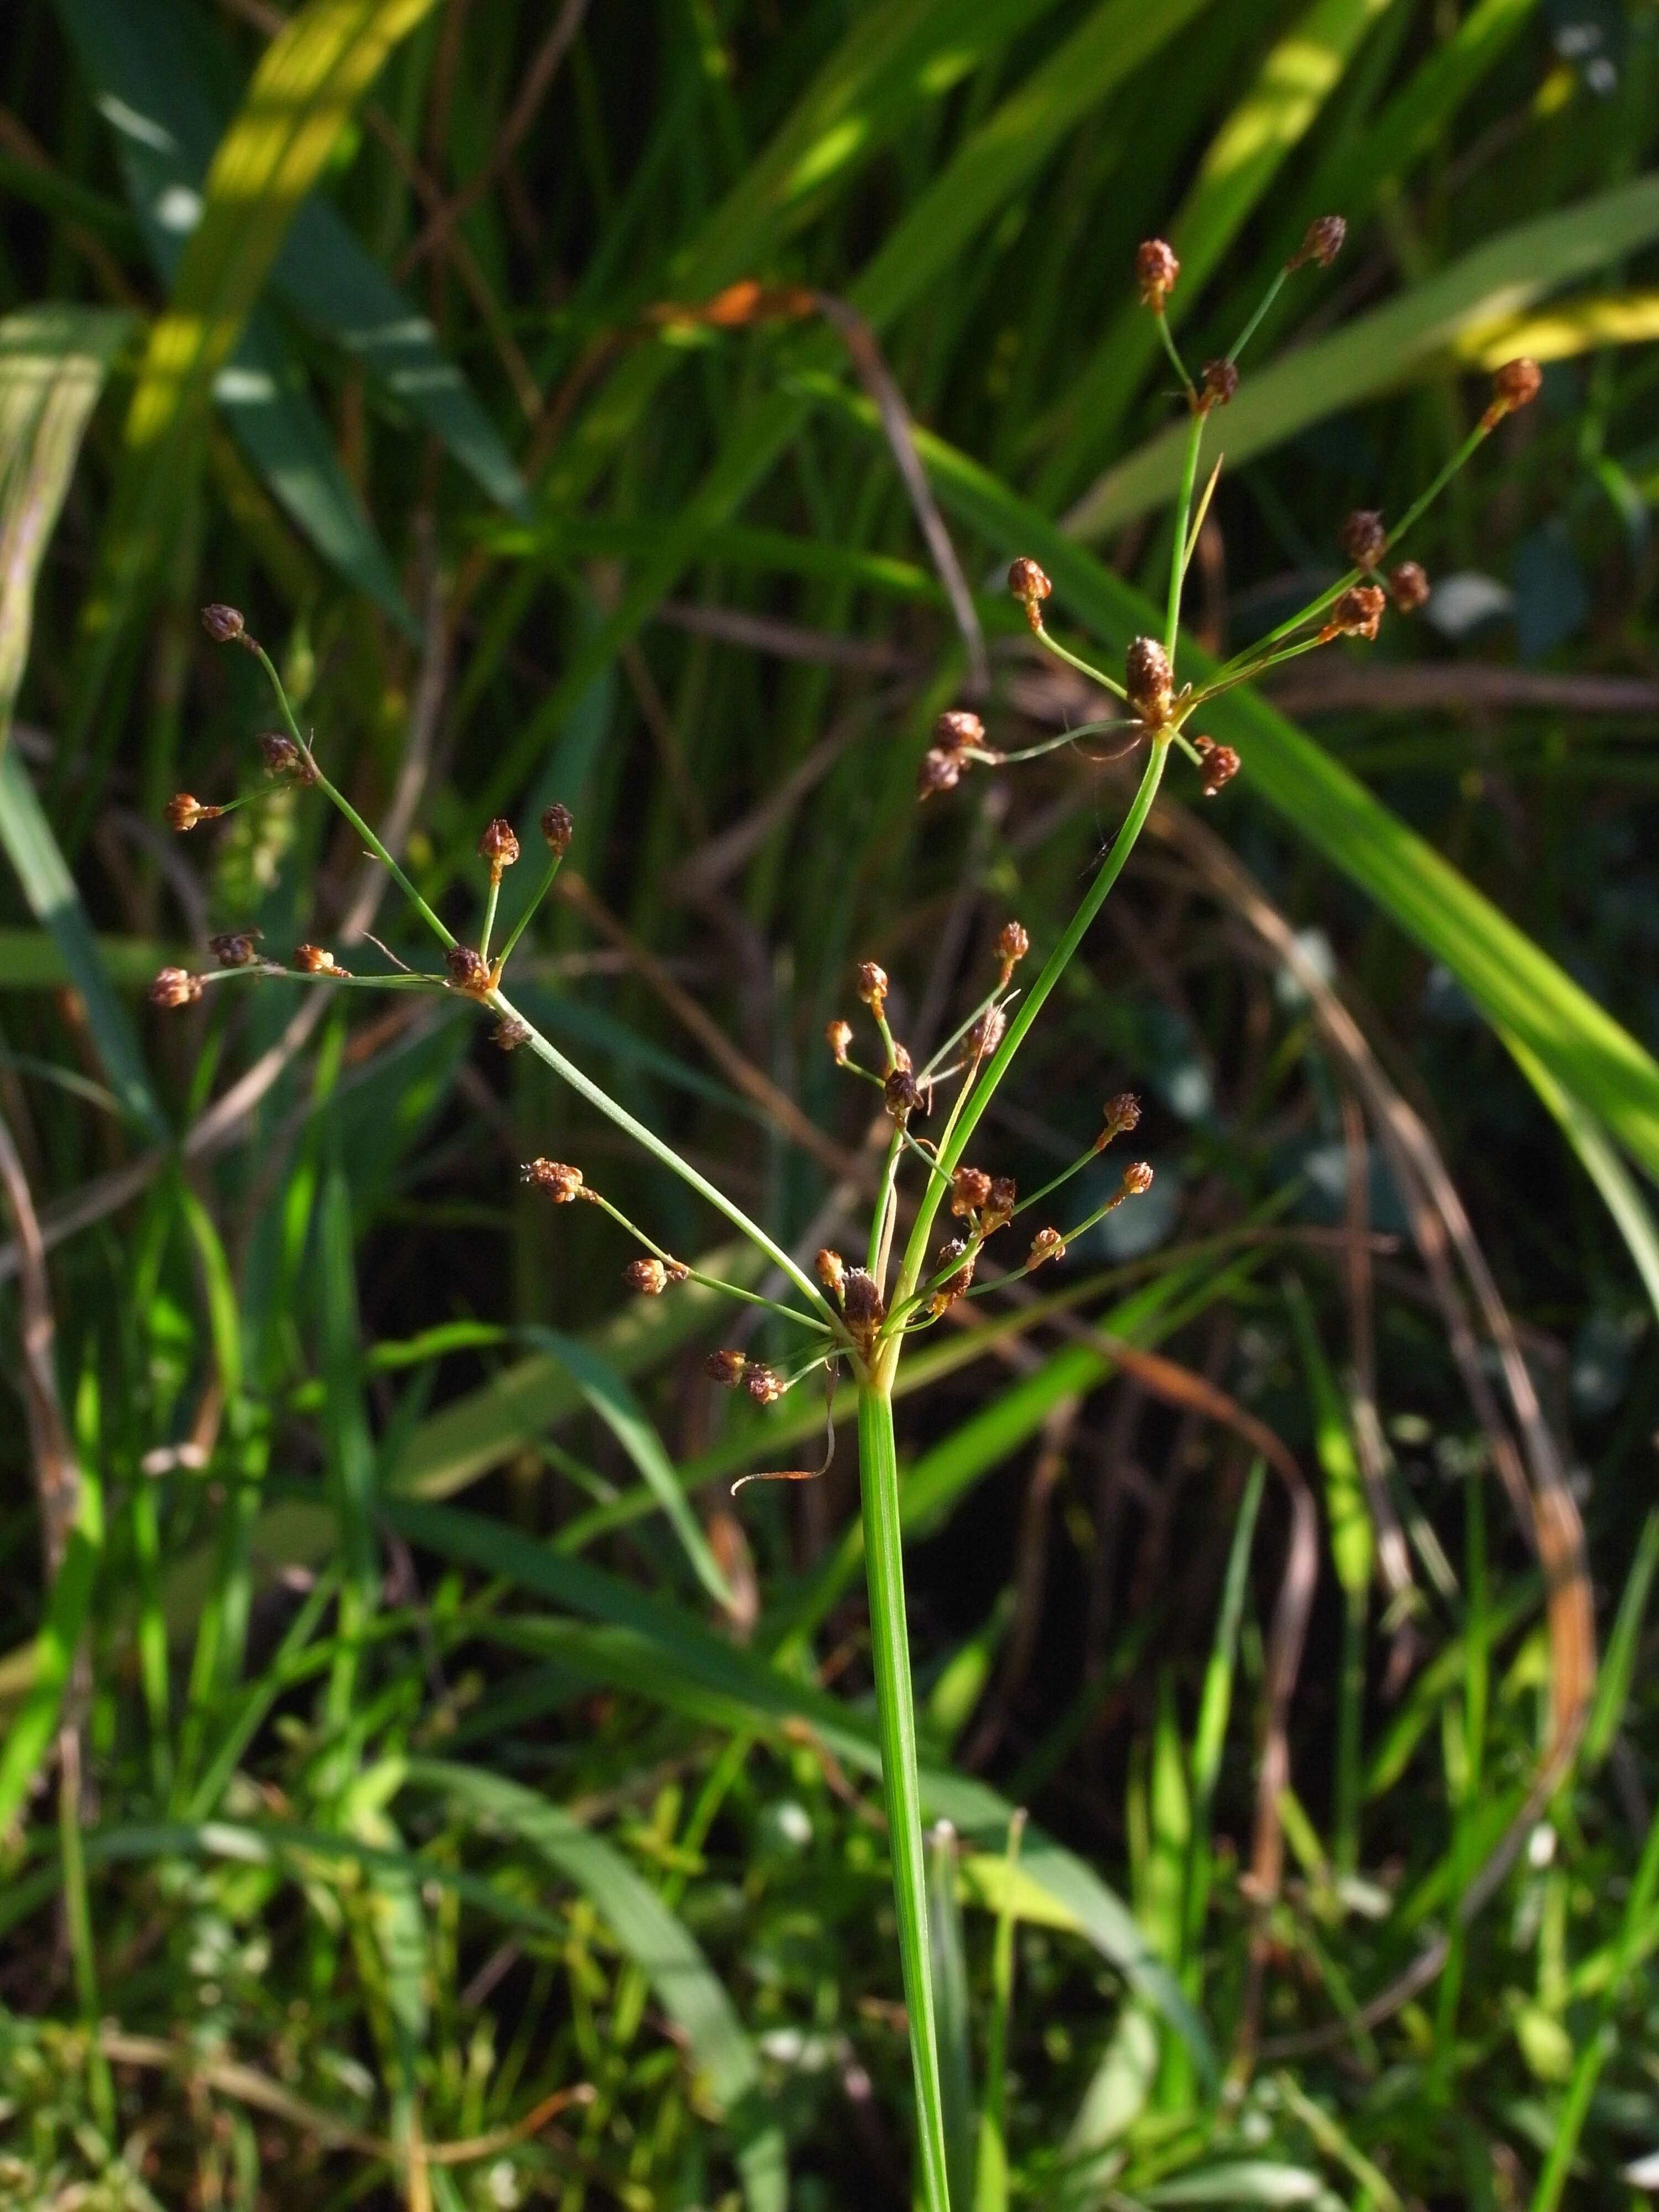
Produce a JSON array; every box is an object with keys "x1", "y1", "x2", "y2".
[
  {"x1": 408, "y1": 1760, "x2": 786, "y2": 2212},
  {"x1": 1453, "y1": 291, "x2": 1659, "y2": 371},
  {"x1": 0, "y1": 304, "x2": 166, "y2": 1140},
  {"x1": 1034, "y1": 0, "x2": 1401, "y2": 491},
  {"x1": 74, "y1": 0, "x2": 444, "y2": 728},
  {"x1": 1066, "y1": 170, "x2": 1659, "y2": 539},
  {"x1": 1144, "y1": 2164, "x2": 1326, "y2": 2205},
  {"x1": 813, "y1": 383, "x2": 1659, "y2": 1186},
  {"x1": 55, "y1": 0, "x2": 527, "y2": 520},
  {"x1": 520, "y1": 1326, "x2": 737, "y2": 1614},
  {"x1": 390, "y1": 1497, "x2": 1216, "y2": 2079}
]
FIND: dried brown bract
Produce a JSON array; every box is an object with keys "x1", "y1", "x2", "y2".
[
  {"x1": 995, "y1": 920, "x2": 1029, "y2": 982},
  {"x1": 705, "y1": 1348, "x2": 747, "y2": 1387},
  {"x1": 625, "y1": 1257, "x2": 669, "y2": 1296},
  {"x1": 983, "y1": 1175, "x2": 1017, "y2": 1233},
  {"x1": 1291, "y1": 215, "x2": 1346, "y2": 270},
  {"x1": 842, "y1": 1267, "x2": 886, "y2": 1350},
  {"x1": 1026, "y1": 1227, "x2": 1065, "y2": 1269},
  {"x1": 826, "y1": 1018, "x2": 853, "y2": 1065},
  {"x1": 1122, "y1": 1161, "x2": 1155, "y2": 1197},
  {"x1": 1099, "y1": 1092, "x2": 1141, "y2": 1145},
  {"x1": 952, "y1": 1166, "x2": 992, "y2": 1218},
  {"x1": 1199, "y1": 358, "x2": 1238, "y2": 411},
  {"x1": 149, "y1": 966, "x2": 202, "y2": 1008},
  {"x1": 1323, "y1": 585, "x2": 1386, "y2": 642},
  {"x1": 928, "y1": 1237, "x2": 976, "y2": 1316},
  {"x1": 522, "y1": 1158, "x2": 586, "y2": 1203},
  {"x1": 1339, "y1": 509, "x2": 1386, "y2": 570},
  {"x1": 208, "y1": 929, "x2": 263, "y2": 968},
  {"x1": 492, "y1": 1017, "x2": 532, "y2": 1051},
  {"x1": 744, "y1": 1364, "x2": 784, "y2": 1406},
  {"x1": 1389, "y1": 561, "x2": 1431, "y2": 613},
  {"x1": 258, "y1": 732, "x2": 312, "y2": 780},
  {"x1": 165, "y1": 792, "x2": 222, "y2": 833},
  {"x1": 884, "y1": 1066, "x2": 924, "y2": 1124},
  {"x1": 1125, "y1": 635, "x2": 1173, "y2": 724},
  {"x1": 295, "y1": 943, "x2": 350, "y2": 977},
  {"x1": 1485, "y1": 356, "x2": 1542, "y2": 425},
  {"x1": 935, "y1": 709, "x2": 984, "y2": 753},
  {"x1": 445, "y1": 945, "x2": 492, "y2": 995},
  {"x1": 816, "y1": 1249, "x2": 847, "y2": 1301},
  {"x1": 1008, "y1": 556, "x2": 1052, "y2": 631},
  {"x1": 1136, "y1": 237, "x2": 1180, "y2": 310},
  {"x1": 541, "y1": 802, "x2": 575, "y2": 854},
  {"x1": 855, "y1": 962, "x2": 889, "y2": 1012},
  {"x1": 917, "y1": 748, "x2": 963, "y2": 799},
  {"x1": 479, "y1": 818, "x2": 520, "y2": 875},
  {"x1": 200, "y1": 603, "x2": 246, "y2": 644},
  {"x1": 1196, "y1": 739, "x2": 1241, "y2": 796},
  {"x1": 966, "y1": 1004, "x2": 1006, "y2": 1061}
]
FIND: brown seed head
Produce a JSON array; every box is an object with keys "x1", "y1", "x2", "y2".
[
  {"x1": 842, "y1": 1266, "x2": 886, "y2": 1338},
  {"x1": 1340, "y1": 509, "x2": 1387, "y2": 570},
  {"x1": 826, "y1": 1018, "x2": 853, "y2": 1066},
  {"x1": 952, "y1": 1166, "x2": 993, "y2": 1219},
  {"x1": 1136, "y1": 237, "x2": 1180, "y2": 311},
  {"x1": 918, "y1": 747, "x2": 963, "y2": 800},
  {"x1": 1326, "y1": 585, "x2": 1386, "y2": 641},
  {"x1": 1292, "y1": 215, "x2": 1347, "y2": 270},
  {"x1": 1122, "y1": 1161, "x2": 1155, "y2": 1197},
  {"x1": 1100, "y1": 1092, "x2": 1142, "y2": 1145},
  {"x1": 165, "y1": 792, "x2": 221, "y2": 832},
  {"x1": 1200, "y1": 357, "x2": 1239, "y2": 410},
  {"x1": 1198, "y1": 743, "x2": 1241, "y2": 797},
  {"x1": 1389, "y1": 560, "x2": 1431, "y2": 614},
  {"x1": 744, "y1": 1365, "x2": 784, "y2": 1406},
  {"x1": 149, "y1": 966, "x2": 202, "y2": 1009},
  {"x1": 294, "y1": 943, "x2": 349, "y2": 976},
  {"x1": 935, "y1": 709, "x2": 984, "y2": 754},
  {"x1": 200, "y1": 603, "x2": 245, "y2": 644},
  {"x1": 492, "y1": 1017, "x2": 532, "y2": 1051},
  {"x1": 855, "y1": 961, "x2": 888, "y2": 1011},
  {"x1": 625, "y1": 1257, "x2": 670, "y2": 1296},
  {"x1": 984, "y1": 1176, "x2": 1018, "y2": 1233},
  {"x1": 966, "y1": 1004, "x2": 1006, "y2": 1061},
  {"x1": 1007, "y1": 556, "x2": 1051, "y2": 615},
  {"x1": 208, "y1": 928, "x2": 263, "y2": 968},
  {"x1": 522, "y1": 1158, "x2": 585, "y2": 1203},
  {"x1": 540, "y1": 802, "x2": 574, "y2": 854},
  {"x1": 445, "y1": 945, "x2": 492, "y2": 995},
  {"x1": 1125, "y1": 635, "x2": 1173, "y2": 723},
  {"x1": 479, "y1": 818, "x2": 520, "y2": 873},
  {"x1": 995, "y1": 920, "x2": 1030, "y2": 977},
  {"x1": 1488, "y1": 357, "x2": 1542, "y2": 422},
  {"x1": 1027, "y1": 1227, "x2": 1066, "y2": 1269},
  {"x1": 816, "y1": 1249, "x2": 847, "y2": 1301},
  {"x1": 884, "y1": 1066, "x2": 924, "y2": 1123},
  {"x1": 258, "y1": 732, "x2": 310, "y2": 780},
  {"x1": 705, "y1": 1348, "x2": 747, "y2": 1387},
  {"x1": 928, "y1": 1237, "x2": 977, "y2": 1315}
]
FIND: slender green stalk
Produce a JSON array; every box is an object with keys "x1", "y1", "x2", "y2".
[
  {"x1": 892, "y1": 737, "x2": 1171, "y2": 1312},
  {"x1": 1153, "y1": 307, "x2": 1195, "y2": 399},
  {"x1": 491, "y1": 983, "x2": 835, "y2": 1323},
  {"x1": 478, "y1": 873, "x2": 503, "y2": 964},
  {"x1": 1227, "y1": 265, "x2": 1290, "y2": 365},
  {"x1": 59, "y1": 1738, "x2": 115, "y2": 2137},
  {"x1": 1032, "y1": 623, "x2": 1130, "y2": 701},
  {"x1": 973, "y1": 1810, "x2": 1026, "y2": 2212},
  {"x1": 489, "y1": 848, "x2": 565, "y2": 974},
  {"x1": 858, "y1": 1381, "x2": 952, "y2": 2212},
  {"x1": 1165, "y1": 408, "x2": 1206, "y2": 654}
]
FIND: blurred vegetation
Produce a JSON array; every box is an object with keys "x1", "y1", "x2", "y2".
[{"x1": 2, "y1": 0, "x2": 1659, "y2": 2205}]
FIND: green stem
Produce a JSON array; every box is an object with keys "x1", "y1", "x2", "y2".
[
  {"x1": 479, "y1": 873, "x2": 502, "y2": 964},
  {"x1": 858, "y1": 1381, "x2": 952, "y2": 2212},
  {"x1": 490, "y1": 850, "x2": 565, "y2": 975},
  {"x1": 1227, "y1": 265, "x2": 1290, "y2": 366},
  {"x1": 585, "y1": 1190, "x2": 830, "y2": 1334},
  {"x1": 1033, "y1": 624, "x2": 1130, "y2": 702},
  {"x1": 890, "y1": 737, "x2": 1170, "y2": 1316},
  {"x1": 1165, "y1": 408, "x2": 1206, "y2": 655},
  {"x1": 490, "y1": 983, "x2": 835, "y2": 1323},
  {"x1": 1154, "y1": 307, "x2": 1196, "y2": 399}
]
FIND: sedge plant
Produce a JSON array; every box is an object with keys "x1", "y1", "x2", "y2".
[{"x1": 156, "y1": 220, "x2": 1542, "y2": 2210}]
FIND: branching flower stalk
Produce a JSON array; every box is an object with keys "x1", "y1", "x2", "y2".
[{"x1": 163, "y1": 234, "x2": 1541, "y2": 2207}]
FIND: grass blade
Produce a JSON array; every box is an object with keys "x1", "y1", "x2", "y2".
[
  {"x1": 406, "y1": 1759, "x2": 787, "y2": 2212},
  {"x1": 0, "y1": 1466, "x2": 102, "y2": 1833},
  {"x1": 929, "y1": 1819, "x2": 977, "y2": 2211}
]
